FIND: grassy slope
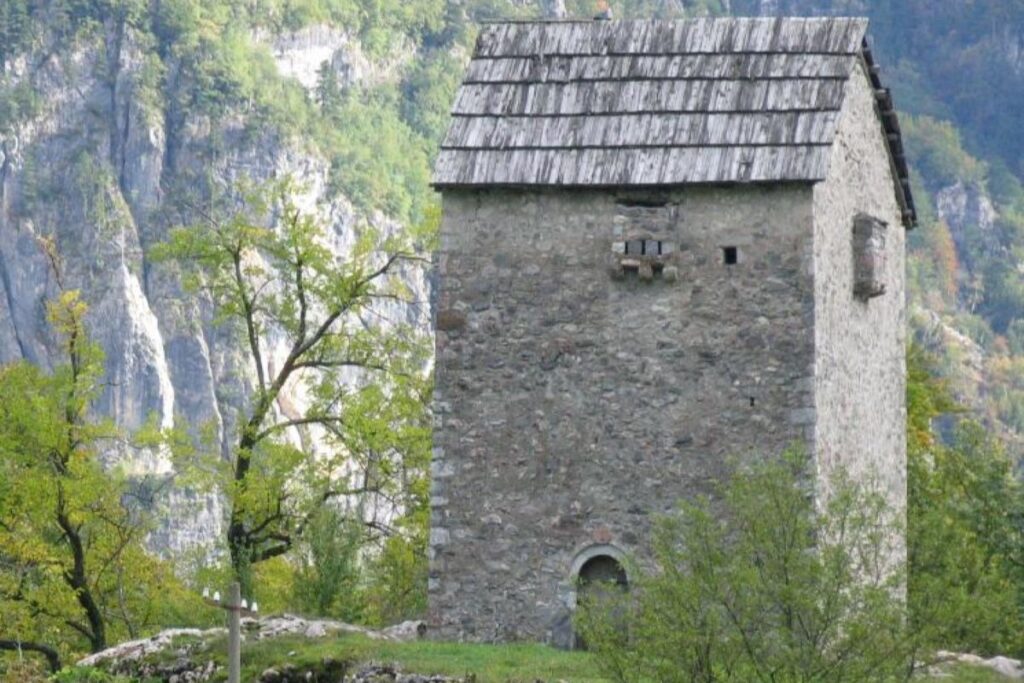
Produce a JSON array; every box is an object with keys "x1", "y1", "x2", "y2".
[
  {"x1": 190, "y1": 633, "x2": 608, "y2": 682},
  {"x1": 120, "y1": 633, "x2": 1012, "y2": 683}
]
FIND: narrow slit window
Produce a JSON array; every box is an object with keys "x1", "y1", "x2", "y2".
[{"x1": 723, "y1": 246, "x2": 738, "y2": 265}]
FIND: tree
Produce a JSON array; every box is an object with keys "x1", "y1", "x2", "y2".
[
  {"x1": 291, "y1": 505, "x2": 365, "y2": 620},
  {"x1": 155, "y1": 178, "x2": 432, "y2": 595},
  {"x1": 0, "y1": 263, "x2": 169, "y2": 672},
  {"x1": 575, "y1": 451, "x2": 914, "y2": 683},
  {"x1": 905, "y1": 345, "x2": 1024, "y2": 656}
]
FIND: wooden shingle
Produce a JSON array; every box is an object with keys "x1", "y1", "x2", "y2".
[{"x1": 433, "y1": 16, "x2": 915, "y2": 226}]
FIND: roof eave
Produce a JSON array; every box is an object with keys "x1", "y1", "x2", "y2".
[
  {"x1": 431, "y1": 179, "x2": 823, "y2": 191},
  {"x1": 860, "y1": 38, "x2": 917, "y2": 229}
]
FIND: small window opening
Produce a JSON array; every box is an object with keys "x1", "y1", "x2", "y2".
[
  {"x1": 723, "y1": 246, "x2": 738, "y2": 265},
  {"x1": 749, "y1": 397, "x2": 756, "y2": 407}
]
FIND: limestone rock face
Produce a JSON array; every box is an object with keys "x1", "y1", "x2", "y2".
[
  {"x1": 936, "y1": 181, "x2": 1000, "y2": 267},
  {"x1": 0, "y1": 21, "x2": 431, "y2": 554},
  {"x1": 261, "y1": 25, "x2": 415, "y2": 93}
]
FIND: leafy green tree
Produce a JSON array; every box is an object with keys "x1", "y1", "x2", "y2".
[
  {"x1": 0, "y1": 276, "x2": 170, "y2": 672},
  {"x1": 154, "y1": 178, "x2": 432, "y2": 596},
  {"x1": 291, "y1": 505, "x2": 365, "y2": 620},
  {"x1": 906, "y1": 346, "x2": 1024, "y2": 656},
  {"x1": 576, "y1": 451, "x2": 914, "y2": 683},
  {"x1": 363, "y1": 506, "x2": 429, "y2": 625}
]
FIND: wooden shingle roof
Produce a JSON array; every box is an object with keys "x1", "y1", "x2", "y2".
[{"x1": 433, "y1": 17, "x2": 916, "y2": 226}]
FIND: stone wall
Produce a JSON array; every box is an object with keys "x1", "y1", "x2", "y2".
[
  {"x1": 811, "y1": 62, "x2": 907, "y2": 557},
  {"x1": 430, "y1": 184, "x2": 818, "y2": 646}
]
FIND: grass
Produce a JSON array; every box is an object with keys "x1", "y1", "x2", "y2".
[
  {"x1": 51, "y1": 633, "x2": 1019, "y2": 682},
  {"x1": 227, "y1": 636, "x2": 1021, "y2": 682},
  {"x1": 202, "y1": 632, "x2": 609, "y2": 682}
]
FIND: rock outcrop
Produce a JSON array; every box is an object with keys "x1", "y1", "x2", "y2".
[
  {"x1": 929, "y1": 651, "x2": 1024, "y2": 680},
  {"x1": 936, "y1": 181, "x2": 1001, "y2": 270},
  {"x1": 77, "y1": 616, "x2": 434, "y2": 683}
]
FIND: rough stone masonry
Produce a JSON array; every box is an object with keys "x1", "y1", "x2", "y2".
[{"x1": 429, "y1": 17, "x2": 914, "y2": 648}]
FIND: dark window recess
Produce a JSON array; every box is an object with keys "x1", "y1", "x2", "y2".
[
  {"x1": 624, "y1": 240, "x2": 666, "y2": 256},
  {"x1": 723, "y1": 246, "x2": 739, "y2": 265}
]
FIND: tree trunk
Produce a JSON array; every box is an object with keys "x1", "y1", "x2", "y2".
[{"x1": 57, "y1": 506, "x2": 107, "y2": 652}]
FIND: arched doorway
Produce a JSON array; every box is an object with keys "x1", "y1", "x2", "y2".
[{"x1": 574, "y1": 554, "x2": 628, "y2": 650}]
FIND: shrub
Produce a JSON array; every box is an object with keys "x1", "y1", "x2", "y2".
[
  {"x1": 575, "y1": 451, "x2": 915, "y2": 683},
  {"x1": 291, "y1": 506, "x2": 366, "y2": 621}
]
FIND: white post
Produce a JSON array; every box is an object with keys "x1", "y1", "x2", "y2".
[{"x1": 227, "y1": 582, "x2": 241, "y2": 683}]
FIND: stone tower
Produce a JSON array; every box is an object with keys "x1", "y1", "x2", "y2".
[{"x1": 429, "y1": 17, "x2": 915, "y2": 647}]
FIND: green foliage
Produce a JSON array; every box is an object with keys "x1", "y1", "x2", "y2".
[
  {"x1": 952, "y1": 313, "x2": 996, "y2": 350},
  {"x1": 1008, "y1": 320, "x2": 1024, "y2": 357},
  {"x1": 322, "y1": 86, "x2": 434, "y2": 223},
  {"x1": 988, "y1": 160, "x2": 1024, "y2": 210},
  {"x1": 903, "y1": 116, "x2": 985, "y2": 191},
  {"x1": 0, "y1": 0, "x2": 32, "y2": 69},
  {"x1": 50, "y1": 666, "x2": 131, "y2": 683},
  {"x1": 153, "y1": 177, "x2": 432, "y2": 595},
  {"x1": 978, "y1": 256, "x2": 1024, "y2": 333},
  {"x1": 564, "y1": 0, "x2": 728, "y2": 18},
  {"x1": 906, "y1": 346, "x2": 1024, "y2": 656},
  {"x1": 176, "y1": 632, "x2": 607, "y2": 683},
  {"x1": 151, "y1": 2, "x2": 315, "y2": 137},
  {"x1": 0, "y1": 80, "x2": 41, "y2": 135},
  {"x1": 363, "y1": 512, "x2": 428, "y2": 626},
  {"x1": 576, "y1": 450, "x2": 914, "y2": 683},
  {"x1": 400, "y1": 50, "x2": 464, "y2": 144},
  {"x1": 0, "y1": 286, "x2": 183, "y2": 671},
  {"x1": 292, "y1": 506, "x2": 365, "y2": 621}
]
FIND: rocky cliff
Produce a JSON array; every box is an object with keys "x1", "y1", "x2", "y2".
[{"x1": 0, "y1": 14, "x2": 431, "y2": 554}]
